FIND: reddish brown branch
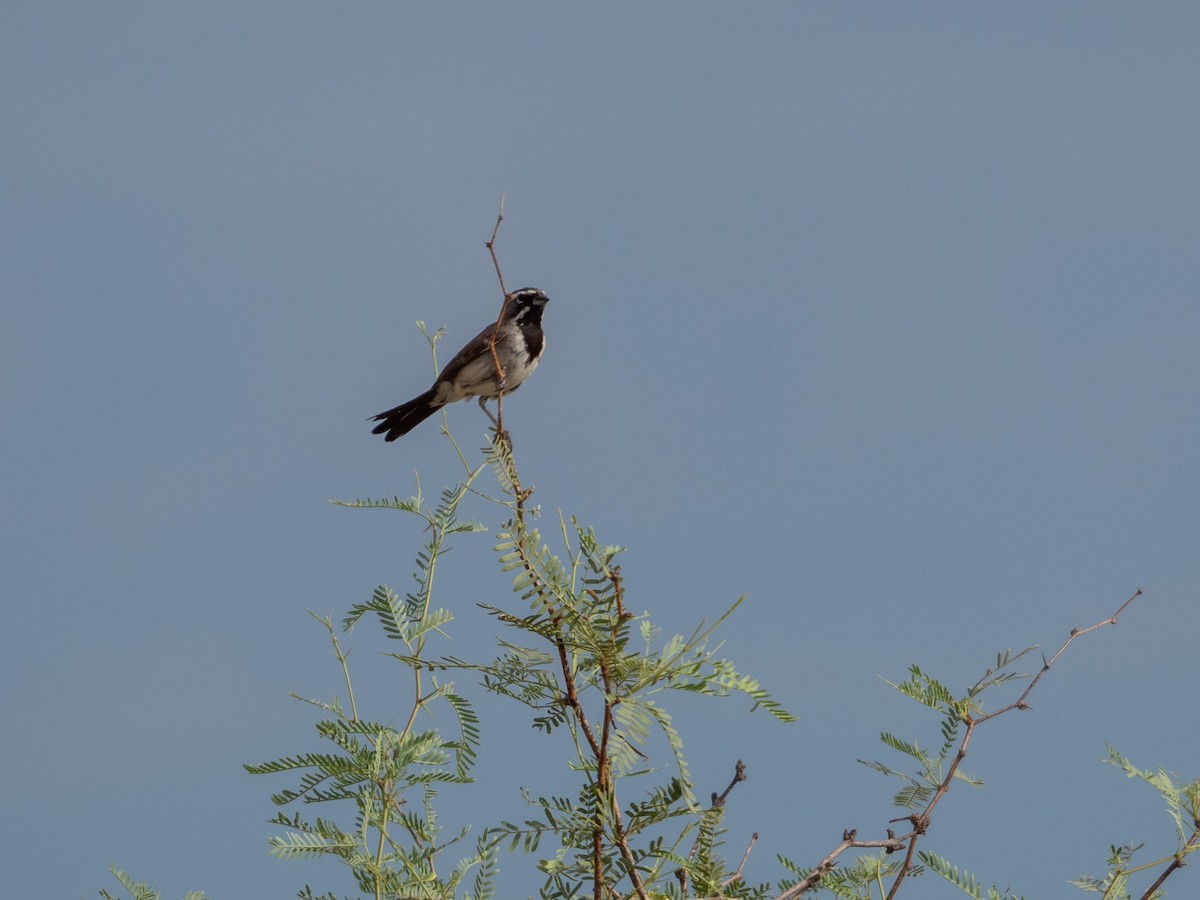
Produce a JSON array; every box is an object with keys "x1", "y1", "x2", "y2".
[
  {"x1": 591, "y1": 827, "x2": 604, "y2": 900},
  {"x1": 485, "y1": 193, "x2": 508, "y2": 297},
  {"x1": 504, "y1": 445, "x2": 645, "y2": 900},
  {"x1": 611, "y1": 565, "x2": 630, "y2": 621},
  {"x1": 484, "y1": 195, "x2": 511, "y2": 434},
  {"x1": 884, "y1": 821, "x2": 925, "y2": 900},
  {"x1": 1140, "y1": 823, "x2": 1200, "y2": 900}
]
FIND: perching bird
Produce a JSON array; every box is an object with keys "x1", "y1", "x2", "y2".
[{"x1": 370, "y1": 288, "x2": 549, "y2": 441}]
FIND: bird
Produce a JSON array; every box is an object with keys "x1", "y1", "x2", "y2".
[{"x1": 370, "y1": 287, "x2": 549, "y2": 441}]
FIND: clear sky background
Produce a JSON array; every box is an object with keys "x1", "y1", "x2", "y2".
[{"x1": 3, "y1": 5, "x2": 1198, "y2": 899}]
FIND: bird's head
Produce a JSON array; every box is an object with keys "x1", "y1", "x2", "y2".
[{"x1": 504, "y1": 288, "x2": 549, "y2": 324}]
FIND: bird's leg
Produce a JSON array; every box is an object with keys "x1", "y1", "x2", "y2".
[{"x1": 479, "y1": 396, "x2": 500, "y2": 427}]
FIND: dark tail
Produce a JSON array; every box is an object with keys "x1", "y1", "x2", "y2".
[{"x1": 370, "y1": 388, "x2": 440, "y2": 441}]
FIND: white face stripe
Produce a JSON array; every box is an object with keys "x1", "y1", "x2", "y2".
[{"x1": 510, "y1": 288, "x2": 548, "y2": 302}]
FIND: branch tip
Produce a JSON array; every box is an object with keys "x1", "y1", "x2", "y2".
[{"x1": 713, "y1": 759, "x2": 748, "y2": 807}]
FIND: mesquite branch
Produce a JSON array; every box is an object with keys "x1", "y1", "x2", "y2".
[
  {"x1": 498, "y1": 438, "x2": 648, "y2": 900},
  {"x1": 778, "y1": 830, "x2": 906, "y2": 899},
  {"x1": 782, "y1": 590, "x2": 1144, "y2": 898},
  {"x1": 881, "y1": 589, "x2": 1143, "y2": 898},
  {"x1": 713, "y1": 759, "x2": 747, "y2": 808},
  {"x1": 485, "y1": 195, "x2": 512, "y2": 434}
]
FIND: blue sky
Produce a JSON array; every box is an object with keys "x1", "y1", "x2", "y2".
[{"x1": 3, "y1": 5, "x2": 1198, "y2": 898}]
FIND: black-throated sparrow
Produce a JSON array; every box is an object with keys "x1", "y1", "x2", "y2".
[{"x1": 370, "y1": 288, "x2": 549, "y2": 441}]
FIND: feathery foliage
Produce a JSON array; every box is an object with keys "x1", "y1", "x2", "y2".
[
  {"x1": 100, "y1": 346, "x2": 1177, "y2": 899},
  {"x1": 244, "y1": 454, "x2": 492, "y2": 900}
]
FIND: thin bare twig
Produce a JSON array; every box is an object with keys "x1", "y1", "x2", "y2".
[
  {"x1": 486, "y1": 193, "x2": 508, "y2": 297},
  {"x1": 881, "y1": 589, "x2": 1145, "y2": 898},
  {"x1": 723, "y1": 832, "x2": 759, "y2": 888},
  {"x1": 976, "y1": 588, "x2": 1143, "y2": 724},
  {"x1": 677, "y1": 760, "x2": 753, "y2": 888},
  {"x1": 485, "y1": 195, "x2": 512, "y2": 434},
  {"x1": 778, "y1": 591, "x2": 1145, "y2": 898},
  {"x1": 779, "y1": 829, "x2": 907, "y2": 899}
]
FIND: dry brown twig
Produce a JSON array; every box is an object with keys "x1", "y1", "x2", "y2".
[
  {"x1": 679, "y1": 831, "x2": 761, "y2": 899},
  {"x1": 480, "y1": 197, "x2": 539, "y2": 519},
  {"x1": 714, "y1": 759, "x2": 748, "y2": 808},
  {"x1": 675, "y1": 761, "x2": 754, "y2": 897},
  {"x1": 778, "y1": 830, "x2": 907, "y2": 899},
  {"x1": 484, "y1": 195, "x2": 513, "y2": 437},
  {"x1": 724, "y1": 831, "x2": 760, "y2": 888},
  {"x1": 976, "y1": 588, "x2": 1142, "y2": 725}
]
